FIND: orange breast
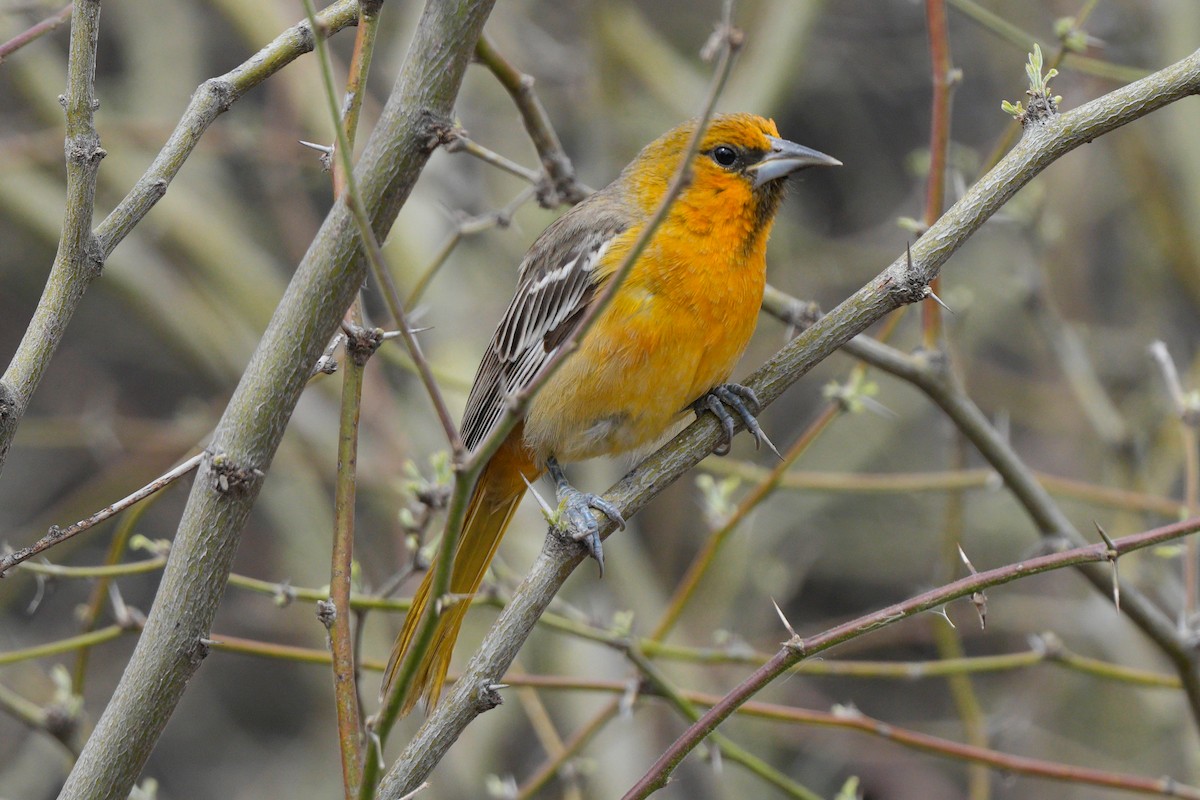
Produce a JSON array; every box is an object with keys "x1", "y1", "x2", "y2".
[{"x1": 523, "y1": 211, "x2": 771, "y2": 463}]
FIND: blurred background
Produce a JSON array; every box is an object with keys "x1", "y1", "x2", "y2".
[{"x1": 2, "y1": 1, "x2": 1200, "y2": 798}]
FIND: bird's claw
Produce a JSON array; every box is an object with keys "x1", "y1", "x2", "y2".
[
  {"x1": 547, "y1": 458, "x2": 625, "y2": 577},
  {"x1": 695, "y1": 383, "x2": 782, "y2": 460}
]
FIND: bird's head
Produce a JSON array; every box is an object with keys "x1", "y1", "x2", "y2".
[{"x1": 622, "y1": 113, "x2": 840, "y2": 231}]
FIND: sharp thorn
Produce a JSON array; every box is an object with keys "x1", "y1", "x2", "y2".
[
  {"x1": 298, "y1": 139, "x2": 335, "y2": 155},
  {"x1": 923, "y1": 286, "x2": 954, "y2": 313},
  {"x1": 521, "y1": 473, "x2": 555, "y2": 519},
  {"x1": 771, "y1": 597, "x2": 797, "y2": 638}
]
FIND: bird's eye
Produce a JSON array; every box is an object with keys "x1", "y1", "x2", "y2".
[{"x1": 710, "y1": 145, "x2": 738, "y2": 168}]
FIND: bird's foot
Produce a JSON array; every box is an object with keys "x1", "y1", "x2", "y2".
[
  {"x1": 694, "y1": 383, "x2": 782, "y2": 459},
  {"x1": 547, "y1": 457, "x2": 625, "y2": 577}
]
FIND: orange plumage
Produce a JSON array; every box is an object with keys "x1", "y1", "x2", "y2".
[{"x1": 384, "y1": 113, "x2": 839, "y2": 713}]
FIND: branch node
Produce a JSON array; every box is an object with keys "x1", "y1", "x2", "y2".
[
  {"x1": 207, "y1": 451, "x2": 265, "y2": 495},
  {"x1": 472, "y1": 679, "x2": 504, "y2": 713},
  {"x1": 887, "y1": 241, "x2": 935, "y2": 306},
  {"x1": 341, "y1": 322, "x2": 385, "y2": 366},
  {"x1": 418, "y1": 110, "x2": 456, "y2": 154},
  {"x1": 83, "y1": 233, "x2": 106, "y2": 279},
  {"x1": 297, "y1": 16, "x2": 317, "y2": 52},
  {"x1": 317, "y1": 598, "x2": 337, "y2": 629},
  {"x1": 202, "y1": 78, "x2": 236, "y2": 113},
  {"x1": 66, "y1": 132, "x2": 105, "y2": 167},
  {"x1": 188, "y1": 637, "x2": 213, "y2": 666}
]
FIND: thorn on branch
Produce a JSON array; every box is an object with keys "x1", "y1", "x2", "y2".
[
  {"x1": 473, "y1": 679, "x2": 504, "y2": 713},
  {"x1": 957, "y1": 545, "x2": 987, "y2": 628},
  {"x1": 299, "y1": 139, "x2": 335, "y2": 171},
  {"x1": 771, "y1": 597, "x2": 797, "y2": 639},
  {"x1": 1094, "y1": 522, "x2": 1121, "y2": 611},
  {"x1": 704, "y1": 740, "x2": 724, "y2": 774},
  {"x1": 931, "y1": 607, "x2": 956, "y2": 629},
  {"x1": 923, "y1": 285, "x2": 954, "y2": 314},
  {"x1": 888, "y1": 241, "x2": 934, "y2": 306}
]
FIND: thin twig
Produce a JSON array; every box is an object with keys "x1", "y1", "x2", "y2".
[
  {"x1": 0, "y1": 454, "x2": 201, "y2": 575},
  {"x1": 974, "y1": 0, "x2": 1103, "y2": 172},
  {"x1": 93, "y1": 0, "x2": 360, "y2": 255},
  {"x1": 443, "y1": 132, "x2": 543, "y2": 185},
  {"x1": 495, "y1": 673, "x2": 1200, "y2": 799},
  {"x1": 332, "y1": 0, "x2": 383, "y2": 196},
  {"x1": 16, "y1": 557, "x2": 167, "y2": 579},
  {"x1": 765, "y1": 285, "x2": 1200, "y2": 724},
  {"x1": 474, "y1": 33, "x2": 591, "y2": 206},
  {"x1": 947, "y1": 0, "x2": 1141, "y2": 84},
  {"x1": 0, "y1": 625, "x2": 129, "y2": 667},
  {"x1": 918, "y1": 6, "x2": 988, "y2": 792},
  {"x1": 0, "y1": 2, "x2": 71, "y2": 63},
  {"x1": 0, "y1": 0, "x2": 104, "y2": 478},
  {"x1": 301, "y1": 0, "x2": 462, "y2": 459},
  {"x1": 920, "y1": 0, "x2": 956, "y2": 348},
  {"x1": 328, "y1": 325, "x2": 380, "y2": 798}
]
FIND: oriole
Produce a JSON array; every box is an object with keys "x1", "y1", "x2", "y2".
[{"x1": 384, "y1": 113, "x2": 839, "y2": 713}]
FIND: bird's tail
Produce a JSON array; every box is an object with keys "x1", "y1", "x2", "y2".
[{"x1": 383, "y1": 433, "x2": 538, "y2": 715}]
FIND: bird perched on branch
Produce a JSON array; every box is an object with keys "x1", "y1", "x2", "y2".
[{"x1": 384, "y1": 113, "x2": 839, "y2": 714}]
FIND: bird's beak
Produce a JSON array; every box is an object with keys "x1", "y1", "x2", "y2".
[{"x1": 748, "y1": 135, "x2": 841, "y2": 188}]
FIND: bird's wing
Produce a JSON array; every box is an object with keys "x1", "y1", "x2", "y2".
[{"x1": 460, "y1": 211, "x2": 629, "y2": 452}]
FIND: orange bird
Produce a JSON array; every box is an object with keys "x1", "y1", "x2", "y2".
[{"x1": 384, "y1": 113, "x2": 839, "y2": 713}]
